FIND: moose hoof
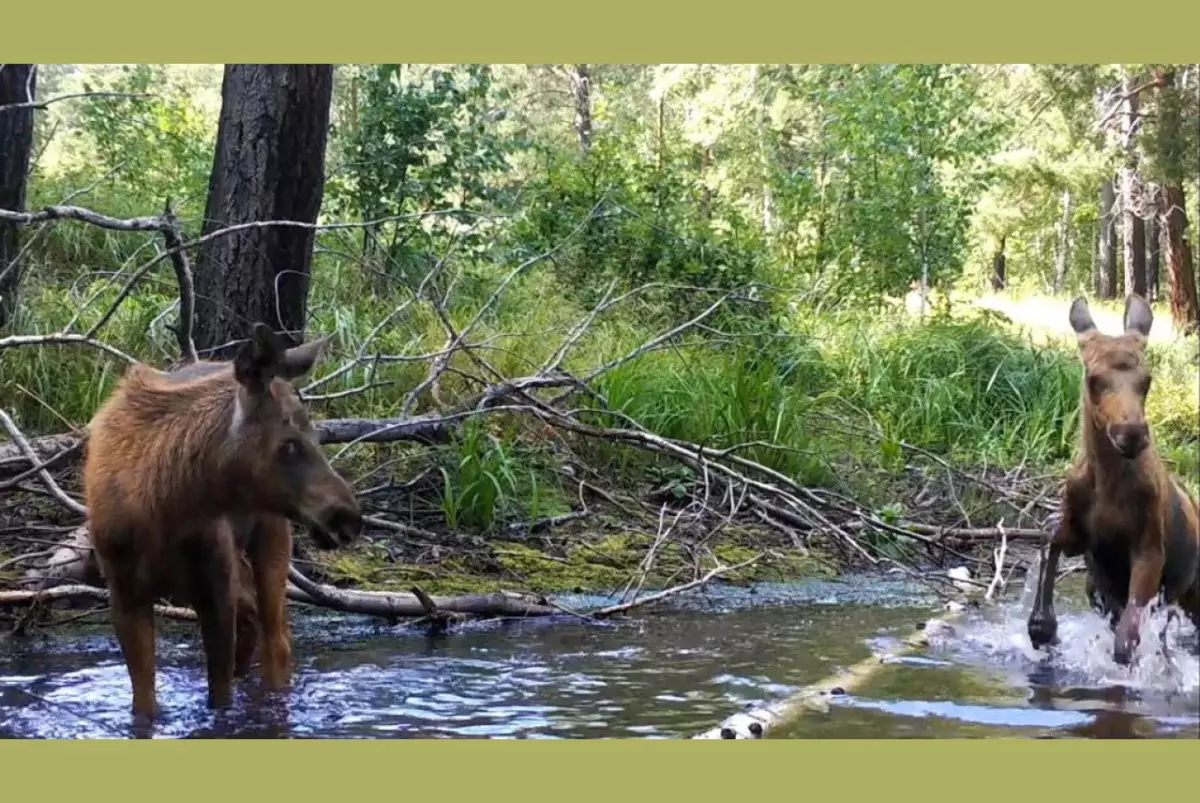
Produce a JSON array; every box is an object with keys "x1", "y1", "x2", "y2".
[{"x1": 1027, "y1": 610, "x2": 1058, "y2": 650}]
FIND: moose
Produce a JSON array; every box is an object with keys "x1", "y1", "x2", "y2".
[
  {"x1": 1027, "y1": 294, "x2": 1200, "y2": 665},
  {"x1": 83, "y1": 323, "x2": 362, "y2": 726}
]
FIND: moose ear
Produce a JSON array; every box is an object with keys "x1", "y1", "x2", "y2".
[
  {"x1": 1123, "y1": 294, "x2": 1153, "y2": 338},
  {"x1": 234, "y1": 323, "x2": 289, "y2": 392},
  {"x1": 277, "y1": 334, "x2": 331, "y2": 380},
  {"x1": 1068, "y1": 297, "x2": 1097, "y2": 338}
]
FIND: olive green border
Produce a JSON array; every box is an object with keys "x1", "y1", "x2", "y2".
[
  {"x1": 6, "y1": 0, "x2": 1200, "y2": 61},
  {"x1": 4, "y1": 741, "x2": 1199, "y2": 796},
  {"x1": 5, "y1": 1, "x2": 1198, "y2": 793}
]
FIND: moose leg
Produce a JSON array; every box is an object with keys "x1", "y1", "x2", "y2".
[
  {"x1": 1113, "y1": 542, "x2": 1165, "y2": 665},
  {"x1": 1029, "y1": 485, "x2": 1088, "y2": 650},
  {"x1": 249, "y1": 516, "x2": 293, "y2": 690},
  {"x1": 108, "y1": 584, "x2": 158, "y2": 724},
  {"x1": 185, "y1": 534, "x2": 238, "y2": 709},
  {"x1": 1029, "y1": 530, "x2": 1076, "y2": 650},
  {"x1": 233, "y1": 553, "x2": 260, "y2": 679}
]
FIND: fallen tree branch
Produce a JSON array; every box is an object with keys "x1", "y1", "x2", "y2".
[
  {"x1": 858, "y1": 520, "x2": 1048, "y2": 543},
  {"x1": 283, "y1": 565, "x2": 560, "y2": 619},
  {"x1": 0, "y1": 584, "x2": 197, "y2": 621},
  {"x1": 693, "y1": 610, "x2": 965, "y2": 739},
  {"x1": 0, "y1": 409, "x2": 87, "y2": 516},
  {"x1": 0, "y1": 414, "x2": 454, "y2": 477},
  {"x1": 592, "y1": 554, "x2": 762, "y2": 619},
  {"x1": 1, "y1": 568, "x2": 564, "y2": 623}
]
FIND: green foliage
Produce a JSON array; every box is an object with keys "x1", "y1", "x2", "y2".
[
  {"x1": 324, "y1": 64, "x2": 518, "y2": 288},
  {"x1": 73, "y1": 64, "x2": 215, "y2": 216},
  {"x1": 511, "y1": 132, "x2": 765, "y2": 303},
  {"x1": 764, "y1": 64, "x2": 1004, "y2": 301},
  {"x1": 6, "y1": 62, "x2": 1199, "y2": 550}
]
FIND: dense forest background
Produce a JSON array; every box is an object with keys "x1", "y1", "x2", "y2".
[{"x1": 2, "y1": 64, "x2": 1197, "y2": 593}]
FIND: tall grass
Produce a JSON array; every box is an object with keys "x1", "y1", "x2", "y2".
[{"x1": 4, "y1": 221, "x2": 1198, "y2": 531}]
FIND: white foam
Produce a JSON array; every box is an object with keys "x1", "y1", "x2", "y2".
[{"x1": 925, "y1": 554, "x2": 1199, "y2": 700}]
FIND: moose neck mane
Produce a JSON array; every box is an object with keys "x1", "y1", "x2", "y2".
[{"x1": 119, "y1": 362, "x2": 243, "y2": 515}]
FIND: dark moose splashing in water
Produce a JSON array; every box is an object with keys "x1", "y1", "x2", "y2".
[{"x1": 1, "y1": 574, "x2": 1196, "y2": 739}]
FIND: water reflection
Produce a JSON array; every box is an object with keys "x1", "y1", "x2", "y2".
[{"x1": 0, "y1": 576, "x2": 1195, "y2": 739}]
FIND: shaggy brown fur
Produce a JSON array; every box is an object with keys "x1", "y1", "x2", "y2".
[
  {"x1": 1028, "y1": 294, "x2": 1200, "y2": 665},
  {"x1": 83, "y1": 323, "x2": 362, "y2": 725}
]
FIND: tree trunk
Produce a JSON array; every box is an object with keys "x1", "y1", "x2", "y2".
[
  {"x1": 991, "y1": 236, "x2": 1007, "y2": 292},
  {"x1": 1053, "y1": 189, "x2": 1072, "y2": 294},
  {"x1": 1146, "y1": 183, "x2": 1161, "y2": 302},
  {"x1": 1098, "y1": 177, "x2": 1118, "y2": 299},
  {"x1": 1120, "y1": 71, "x2": 1146, "y2": 299},
  {"x1": 193, "y1": 64, "x2": 334, "y2": 355},
  {"x1": 1091, "y1": 220, "x2": 1101, "y2": 295},
  {"x1": 1153, "y1": 68, "x2": 1199, "y2": 333},
  {"x1": 570, "y1": 64, "x2": 592, "y2": 155},
  {"x1": 1162, "y1": 184, "x2": 1199, "y2": 332},
  {"x1": 0, "y1": 64, "x2": 37, "y2": 330}
]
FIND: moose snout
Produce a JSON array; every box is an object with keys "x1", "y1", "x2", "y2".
[
  {"x1": 325, "y1": 504, "x2": 363, "y2": 546},
  {"x1": 1108, "y1": 422, "x2": 1149, "y2": 459},
  {"x1": 298, "y1": 480, "x2": 363, "y2": 549}
]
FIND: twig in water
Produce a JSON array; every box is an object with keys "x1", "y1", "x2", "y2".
[{"x1": 592, "y1": 554, "x2": 761, "y2": 619}]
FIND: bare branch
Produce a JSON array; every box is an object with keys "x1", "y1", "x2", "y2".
[
  {"x1": 0, "y1": 91, "x2": 155, "y2": 114},
  {"x1": 0, "y1": 331, "x2": 138, "y2": 362},
  {"x1": 160, "y1": 201, "x2": 197, "y2": 363},
  {"x1": 0, "y1": 204, "x2": 167, "y2": 231},
  {"x1": 0, "y1": 409, "x2": 87, "y2": 517},
  {"x1": 592, "y1": 554, "x2": 762, "y2": 619}
]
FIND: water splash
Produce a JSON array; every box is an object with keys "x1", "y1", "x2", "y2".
[{"x1": 925, "y1": 553, "x2": 1199, "y2": 701}]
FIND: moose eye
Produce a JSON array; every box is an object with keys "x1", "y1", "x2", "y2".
[
  {"x1": 1087, "y1": 374, "x2": 1107, "y2": 396},
  {"x1": 1138, "y1": 376, "x2": 1152, "y2": 396},
  {"x1": 279, "y1": 439, "x2": 304, "y2": 460}
]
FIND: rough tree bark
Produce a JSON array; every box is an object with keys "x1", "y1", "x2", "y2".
[
  {"x1": 1155, "y1": 68, "x2": 1199, "y2": 332},
  {"x1": 1146, "y1": 183, "x2": 1161, "y2": 302},
  {"x1": 0, "y1": 64, "x2": 37, "y2": 330},
  {"x1": 1162, "y1": 184, "x2": 1198, "y2": 330},
  {"x1": 1053, "y1": 189, "x2": 1072, "y2": 294},
  {"x1": 991, "y1": 236, "x2": 1006, "y2": 292},
  {"x1": 569, "y1": 64, "x2": 592, "y2": 155},
  {"x1": 1120, "y1": 72, "x2": 1146, "y2": 299},
  {"x1": 192, "y1": 64, "x2": 334, "y2": 356},
  {"x1": 1098, "y1": 177, "x2": 1118, "y2": 299}
]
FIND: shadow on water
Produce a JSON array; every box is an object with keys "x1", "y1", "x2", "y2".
[{"x1": 1, "y1": 573, "x2": 1196, "y2": 739}]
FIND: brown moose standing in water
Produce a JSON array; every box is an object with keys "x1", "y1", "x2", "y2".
[
  {"x1": 83, "y1": 323, "x2": 362, "y2": 727},
  {"x1": 1027, "y1": 294, "x2": 1200, "y2": 666}
]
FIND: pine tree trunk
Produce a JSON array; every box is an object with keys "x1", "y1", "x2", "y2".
[
  {"x1": 0, "y1": 64, "x2": 37, "y2": 330},
  {"x1": 1053, "y1": 189, "x2": 1072, "y2": 294},
  {"x1": 1162, "y1": 184, "x2": 1199, "y2": 332},
  {"x1": 1154, "y1": 68, "x2": 1199, "y2": 332},
  {"x1": 570, "y1": 64, "x2": 592, "y2": 155},
  {"x1": 991, "y1": 236, "x2": 1007, "y2": 292},
  {"x1": 1098, "y1": 177, "x2": 1118, "y2": 299},
  {"x1": 1120, "y1": 72, "x2": 1146, "y2": 299},
  {"x1": 1146, "y1": 183, "x2": 1161, "y2": 302},
  {"x1": 192, "y1": 64, "x2": 334, "y2": 355}
]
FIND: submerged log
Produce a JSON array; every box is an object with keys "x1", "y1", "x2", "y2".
[{"x1": 692, "y1": 611, "x2": 965, "y2": 739}]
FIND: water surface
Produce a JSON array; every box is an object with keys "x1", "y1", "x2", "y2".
[{"x1": 1, "y1": 573, "x2": 1196, "y2": 739}]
